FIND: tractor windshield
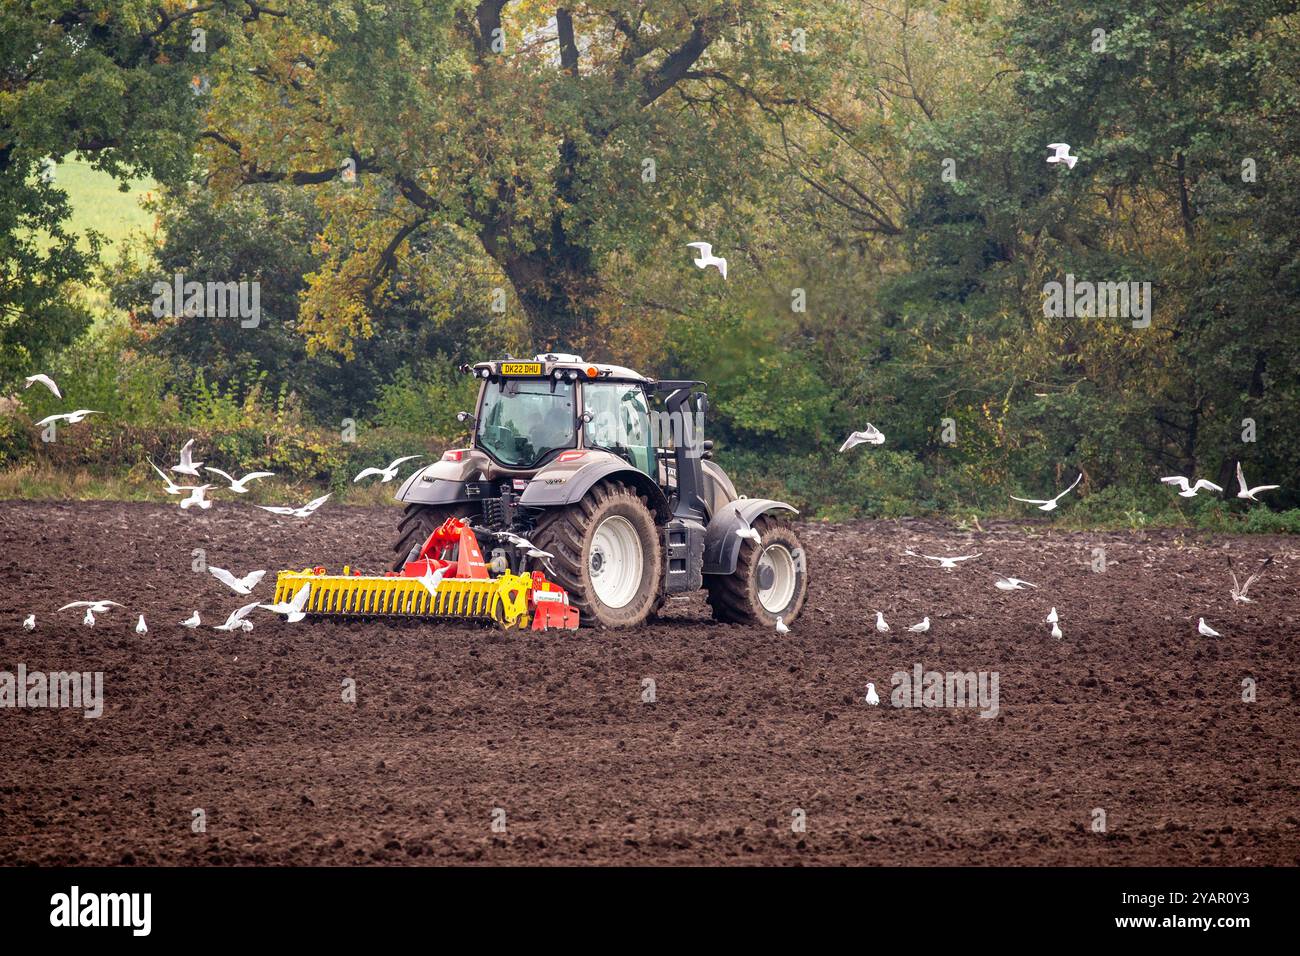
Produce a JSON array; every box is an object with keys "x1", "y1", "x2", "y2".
[{"x1": 476, "y1": 379, "x2": 576, "y2": 468}]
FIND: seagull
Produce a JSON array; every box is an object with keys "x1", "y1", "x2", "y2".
[
  {"x1": 839, "y1": 424, "x2": 885, "y2": 451},
  {"x1": 259, "y1": 583, "x2": 312, "y2": 623},
  {"x1": 1229, "y1": 556, "x2": 1272, "y2": 604},
  {"x1": 82, "y1": 608, "x2": 95, "y2": 627},
  {"x1": 499, "y1": 531, "x2": 542, "y2": 551},
  {"x1": 34, "y1": 409, "x2": 99, "y2": 427},
  {"x1": 59, "y1": 600, "x2": 123, "y2": 614},
  {"x1": 24, "y1": 373, "x2": 61, "y2": 398},
  {"x1": 149, "y1": 460, "x2": 194, "y2": 496},
  {"x1": 1046, "y1": 607, "x2": 1058, "y2": 623},
  {"x1": 181, "y1": 612, "x2": 201, "y2": 628},
  {"x1": 259, "y1": 493, "x2": 331, "y2": 519},
  {"x1": 1010, "y1": 473, "x2": 1082, "y2": 511},
  {"x1": 1235, "y1": 462, "x2": 1279, "y2": 502},
  {"x1": 1046, "y1": 143, "x2": 1077, "y2": 169},
  {"x1": 170, "y1": 439, "x2": 204, "y2": 476},
  {"x1": 736, "y1": 527, "x2": 762, "y2": 545},
  {"x1": 415, "y1": 561, "x2": 450, "y2": 598},
  {"x1": 908, "y1": 617, "x2": 930, "y2": 633},
  {"x1": 22, "y1": 614, "x2": 35, "y2": 631},
  {"x1": 208, "y1": 567, "x2": 266, "y2": 595},
  {"x1": 179, "y1": 484, "x2": 214, "y2": 510},
  {"x1": 213, "y1": 602, "x2": 259, "y2": 632},
  {"x1": 875, "y1": 611, "x2": 889, "y2": 633},
  {"x1": 136, "y1": 615, "x2": 148, "y2": 634},
  {"x1": 1161, "y1": 475, "x2": 1222, "y2": 498},
  {"x1": 1198, "y1": 617, "x2": 1220, "y2": 637},
  {"x1": 994, "y1": 577, "x2": 1038, "y2": 590},
  {"x1": 353, "y1": 455, "x2": 422, "y2": 483},
  {"x1": 864, "y1": 682, "x2": 880, "y2": 706},
  {"x1": 686, "y1": 241, "x2": 727, "y2": 279},
  {"x1": 1050, "y1": 622, "x2": 1063, "y2": 639},
  {"x1": 205, "y1": 467, "x2": 274, "y2": 493},
  {"x1": 775, "y1": 616, "x2": 790, "y2": 634},
  {"x1": 904, "y1": 550, "x2": 982, "y2": 570}
]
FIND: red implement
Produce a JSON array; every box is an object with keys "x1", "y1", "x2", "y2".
[{"x1": 401, "y1": 517, "x2": 489, "y2": 580}]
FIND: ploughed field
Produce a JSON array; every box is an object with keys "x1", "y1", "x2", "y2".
[{"x1": 0, "y1": 499, "x2": 1297, "y2": 865}]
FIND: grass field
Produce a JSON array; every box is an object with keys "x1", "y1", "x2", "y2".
[{"x1": 51, "y1": 154, "x2": 157, "y2": 259}]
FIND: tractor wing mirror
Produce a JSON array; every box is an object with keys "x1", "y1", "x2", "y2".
[{"x1": 456, "y1": 411, "x2": 476, "y2": 426}]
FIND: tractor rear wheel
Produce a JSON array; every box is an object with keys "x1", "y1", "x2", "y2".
[
  {"x1": 705, "y1": 515, "x2": 808, "y2": 627},
  {"x1": 390, "y1": 503, "x2": 475, "y2": 572},
  {"x1": 530, "y1": 480, "x2": 662, "y2": 628}
]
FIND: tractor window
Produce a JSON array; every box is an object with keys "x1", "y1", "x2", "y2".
[
  {"x1": 582, "y1": 382, "x2": 654, "y2": 475},
  {"x1": 476, "y1": 379, "x2": 576, "y2": 468}
]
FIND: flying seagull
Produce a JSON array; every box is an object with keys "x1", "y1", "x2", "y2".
[
  {"x1": 59, "y1": 600, "x2": 123, "y2": 614},
  {"x1": 1010, "y1": 473, "x2": 1082, "y2": 512},
  {"x1": 839, "y1": 424, "x2": 885, "y2": 451},
  {"x1": 1235, "y1": 462, "x2": 1279, "y2": 502},
  {"x1": 1046, "y1": 143, "x2": 1077, "y2": 169},
  {"x1": 686, "y1": 241, "x2": 727, "y2": 279},
  {"x1": 736, "y1": 527, "x2": 762, "y2": 545},
  {"x1": 415, "y1": 561, "x2": 450, "y2": 598},
  {"x1": 149, "y1": 460, "x2": 194, "y2": 496},
  {"x1": 209, "y1": 567, "x2": 267, "y2": 595},
  {"x1": 35, "y1": 409, "x2": 99, "y2": 428},
  {"x1": 171, "y1": 438, "x2": 204, "y2": 476},
  {"x1": 259, "y1": 493, "x2": 331, "y2": 519},
  {"x1": 179, "y1": 484, "x2": 214, "y2": 510},
  {"x1": 1161, "y1": 475, "x2": 1222, "y2": 498},
  {"x1": 24, "y1": 373, "x2": 61, "y2": 398},
  {"x1": 353, "y1": 455, "x2": 422, "y2": 483},
  {"x1": 205, "y1": 467, "x2": 274, "y2": 493},
  {"x1": 82, "y1": 608, "x2": 96, "y2": 627},
  {"x1": 904, "y1": 550, "x2": 981, "y2": 570},
  {"x1": 1198, "y1": 617, "x2": 1220, "y2": 637},
  {"x1": 213, "y1": 602, "x2": 260, "y2": 632},
  {"x1": 994, "y1": 577, "x2": 1038, "y2": 590},
  {"x1": 1229, "y1": 555, "x2": 1272, "y2": 604},
  {"x1": 260, "y1": 583, "x2": 312, "y2": 623}
]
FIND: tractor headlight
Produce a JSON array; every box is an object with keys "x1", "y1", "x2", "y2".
[{"x1": 553, "y1": 369, "x2": 564, "y2": 380}]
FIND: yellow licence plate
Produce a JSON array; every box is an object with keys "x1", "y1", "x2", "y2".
[{"x1": 500, "y1": 362, "x2": 542, "y2": 375}]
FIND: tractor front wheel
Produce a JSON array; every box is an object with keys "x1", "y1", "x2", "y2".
[{"x1": 530, "y1": 480, "x2": 662, "y2": 628}]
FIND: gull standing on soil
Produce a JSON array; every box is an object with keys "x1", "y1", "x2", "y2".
[
  {"x1": 1198, "y1": 617, "x2": 1220, "y2": 637},
  {"x1": 22, "y1": 614, "x2": 35, "y2": 631},
  {"x1": 170, "y1": 438, "x2": 204, "y2": 476},
  {"x1": 908, "y1": 617, "x2": 931, "y2": 633},
  {"x1": 839, "y1": 424, "x2": 885, "y2": 451},
  {"x1": 1229, "y1": 556, "x2": 1272, "y2": 604},
  {"x1": 259, "y1": 493, "x2": 331, "y2": 519},
  {"x1": 149, "y1": 460, "x2": 194, "y2": 496},
  {"x1": 205, "y1": 467, "x2": 275, "y2": 494},
  {"x1": 1235, "y1": 462, "x2": 1279, "y2": 502},
  {"x1": 213, "y1": 602, "x2": 259, "y2": 632},
  {"x1": 208, "y1": 567, "x2": 266, "y2": 595},
  {"x1": 864, "y1": 683, "x2": 880, "y2": 706},
  {"x1": 260, "y1": 583, "x2": 312, "y2": 623},
  {"x1": 875, "y1": 611, "x2": 890, "y2": 633},
  {"x1": 1010, "y1": 473, "x2": 1082, "y2": 512},
  {"x1": 1161, "y1": 475, "x2": 1222, "y2": 498},
  {"x1": 136, "y1": 615, "x2": 148, "y2": 634},
  {"x1": 686, "y1": 241, "x2": 727, "y2": 279},
  {"x1": 904, "y1": 550, "x2": 981, "y2": 570},
  {"x1": 1046, "y1": 143, "x2": 1078, "y2": 169},
  {"x1": 775, "y1": 616, "x2": 790, "y2": 634},
  {"x1": 353, "y1": 455, "x2": 422, "y2": 484},
  {"x1": 1046, "y1": 607, "x2": 1058, "y2": 623},
  {"x1": 179, "y1": 484, "x2": 214, "y2": 510},
  {"x1": 181, "y1": 611, "x2": 201, "y2": 628},
  {"x1": 994, "y1": 577, "x2": 1038, "y2": 591},
  {"x1": 1051, "y1": 622, "x2": 1063, "y2": 639},
  {"x1": 35, "y1": 409, "x2": 99, "y2": 428},
  {"x1": 24, "y1": 373, "x2": 61, "y2": 399},
  {"x1": 736, "y1": 527, "x2": 762, "y2": 545}
]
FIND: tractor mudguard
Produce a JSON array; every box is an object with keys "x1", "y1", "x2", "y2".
[
  {"x1": 518, "y1": 454, "x2": 671, "y2": 518},
  {"x1": 395, "y1": 456, "x2": 479, "y2": 505},
  {"x1": 702, "y1": 498, "x2": 799, "y2": 575}
]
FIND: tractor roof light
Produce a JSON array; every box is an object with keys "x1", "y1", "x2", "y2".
[
  {"x1": 585, "y1": 366, "x2": 599, "y2": 378},
  {"x1": 478, "y1": 368, "x2": 491, "y2": 379},
  {"x1": 566, "y1": 370, "x2": 578, "y2": 380},
  {"x1": 553, "y1": 369, "x2": 564, "y2": 379}
]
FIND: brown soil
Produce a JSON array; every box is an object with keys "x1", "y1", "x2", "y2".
[{"x1": 0, "y1": 499, "x2": 1297, "y2": 865}]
